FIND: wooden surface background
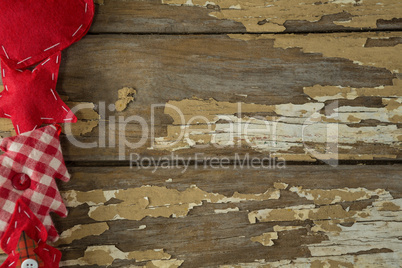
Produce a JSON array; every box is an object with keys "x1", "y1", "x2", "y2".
[{"x1": 0, "y1": 0, "x2": 401, "y2": 267}]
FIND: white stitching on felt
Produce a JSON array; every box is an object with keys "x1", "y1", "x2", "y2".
[
  {"x1": 85, "y1": 3, "x2": 88, "y2": 13},
  {"x1": 54, "y1": 254, "x2": 56, "y2": 262},
  {"x1": 4, "y1": 113, "x2": 10, "y2": 117},
  {"x1": 41, "y1": 58, "x2": 51, "y2": 66},
  {"x1": 44, "y1": 43, "x2": 60, "y2": 52},
  {"x1": 23, "y1": 210, "x2": 30, "y2": 218},
  {"x1": 14, "y1": 221, "x2": 17, "y2": 229},
  {"x1": 64, "y1": 118, "x2": 73, "y2": 121},
  {"x1": 8, "y1": 261, "x2": 14, "y2": 267},
  {"x1": 56, "y1": 55, "x2": 59, "y2": 64},
  {"x1": 52, "y1": 73, "x2": 55, "y2": 81},
  {"x1": 5, "y1": 85, "x2": 8, "y2": 91},
  {"x1": 44, "y1": 248, "x2": 49, "y2": 251},
  {"x1": 50, "y1": 88, "x2": 57, "y2": 100},
  {"x1": 17, "y1": 56, "x2": 31, "y2": 65},
  {"x1": 61, "y1": 106, "x2": 68, "y2": 112},
  {"x1": 35, "y1": 226, "x2": 41, "y2": 232},
  {"x1": 16, "y1": 125, "x2": 20, "y2": 134},
  {"x1": 2, "y1": 46, "x2": 9, "y2": 59},
  {"x1": 41, "y1": 117, "x2": 54, "y2": 120},
  {"x1": 72, "y1": 24, "x2": 83, "y2": 37}
]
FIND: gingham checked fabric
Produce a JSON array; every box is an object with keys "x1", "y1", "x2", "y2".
[{"x1": 0, "y1": 124, "x2": 70, "y2": 242}]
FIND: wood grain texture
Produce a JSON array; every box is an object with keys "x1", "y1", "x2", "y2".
[
  {"x1": 90, "y1": 0, "x2": 402, "y2": 33},
  {"x1": 45, "y1": 165, "x2": 402, "y2": 267},
  {"x1": 0, "y1": 9, "x2": 400, "y2": 162},
  {"x1": 2, "y1": 32, "x2": 400, "y2": 162},
  {"x1": 0, "y1": 1, "x2": 400, "y2": 268}
]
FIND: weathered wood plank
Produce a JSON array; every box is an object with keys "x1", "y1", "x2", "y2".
[
  {"x1": 90, "y1": 0, "x2": 402, "y2": 33},
  {"x1": 91, "y1": 0, "x2": 245, "y2": 33},
  {"x1": 43, "y1": 165, "x2": 402, "y2": 267},
  {"x1": 1, "y1": 32, "x2": 400, "y2": 162},
  {"x1": 0, "y1": 2, "x2": 398, "y2": 268}
]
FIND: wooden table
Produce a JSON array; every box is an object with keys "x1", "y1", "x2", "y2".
[{"x1": 1, "y1": 0, "x2": 401, "y2": 267}]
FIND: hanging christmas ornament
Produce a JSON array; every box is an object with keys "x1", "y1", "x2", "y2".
[
  {"x1": 0, "y1": 0, "x2": 96, "y2": 265},
  {"x1": 0, "y1": 0, "x2": 94, "y2": 69},
  {"x1": 0, "y1": 125, "x2": 70, "y2": 241},
  {"x1": 0, "y1": 0, "x2": 95, "y2": 133},
  {"x1": 0, "y1": 52, "x2": 76, "y2": 134},
  {"x1": 0, "y1": 199, "x2": 62, "y2": 268}
]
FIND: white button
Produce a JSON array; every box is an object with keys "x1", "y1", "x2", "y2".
[{"x1": 21, "y1": 259, "x2": 38, "y2": 268}]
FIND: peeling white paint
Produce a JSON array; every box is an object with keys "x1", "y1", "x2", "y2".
[
  {"x1": 214, "y1": 207, "x2": 240, "y2": 214},
  {"x1": 152, "y1": 97, "x2": 401, "y2": 160},
  {"x1": 219, "y1": 253, "x2": 401, "y2": 267},
  {"x1": 104, "y1": 190, "x2": 119, "y2": 201}
]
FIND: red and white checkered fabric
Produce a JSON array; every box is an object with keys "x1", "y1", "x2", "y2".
[{"x1": 0, "y1": 124, "x2": 69, "y2": 241}]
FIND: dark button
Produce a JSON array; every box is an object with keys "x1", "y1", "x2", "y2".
[{"x1": 12, "y1": 173, "x2": 31, "y2": 190}]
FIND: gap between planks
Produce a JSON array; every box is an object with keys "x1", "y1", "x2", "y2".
[
  {"x1": 87, "y1": 29, "x2": 402, "y2": 36},
  {"x1": 66, "y1": 160, "x2": 402, "y2": 168}
]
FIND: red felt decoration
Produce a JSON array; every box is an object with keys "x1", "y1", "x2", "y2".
[
  {"x1": 0, "y1": 0, "x2": 94, "y2": 69},
  {"x1": 0, "y1": 199, "x2": 62, "y2": 268},
  {"x1": 0, "y1": 52, "x2": 77, "y2": 134},
  {"x1": 0, "y1": 125, "x2": 70, "y2": 242},
  {"x1": 0, "y1": 1, "x2": 94, "y2": 264},
  {"x1": 0, "y1": 0, "x2": 94, "y2": 134}
]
